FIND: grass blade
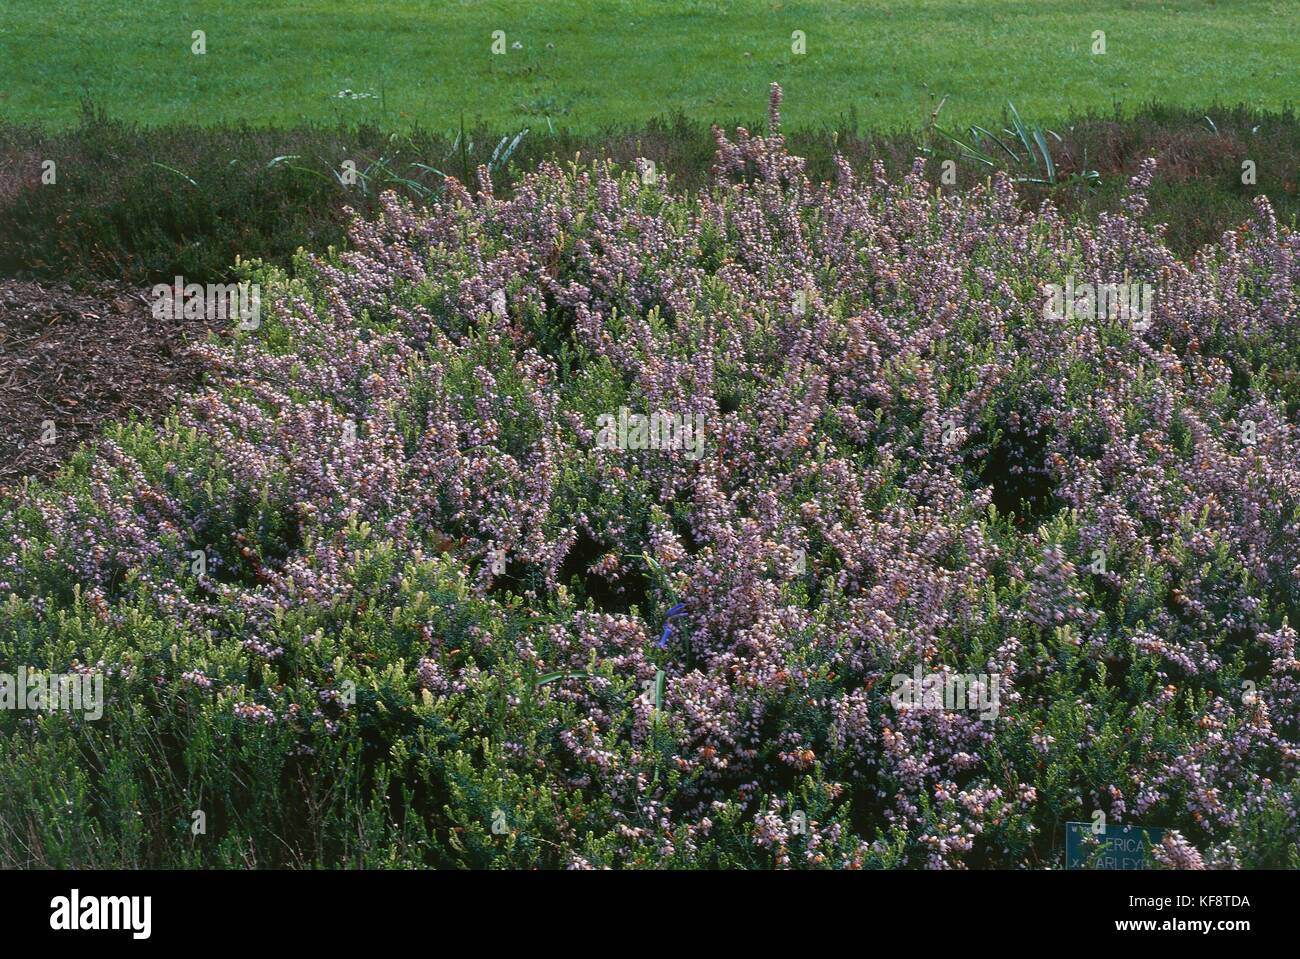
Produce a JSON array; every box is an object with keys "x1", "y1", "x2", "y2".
[
  {"x1": 969, "y1": 125, "x2": 1019, "y2": 161},
  {"x1": 535, "y1": 670, "x2": 591, "y2": 687},
  {"x1": 1032, "y1": 128, "x2": 1055, "y2": 183},
  {"x1": 149, "y1": 162, "x2": 198, "y2": 188}
]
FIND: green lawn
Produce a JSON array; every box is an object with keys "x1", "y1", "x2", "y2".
[{"x1": 0, "y1": 0, "x2": 1295, "y2": 132}]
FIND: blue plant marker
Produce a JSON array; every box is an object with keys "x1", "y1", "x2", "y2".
[
  {"x1": 657, "y1": 603, "x2": 687, "y2": 649},
  {"x1": 1065, "y1": 822, "x2": 1166, "y2": 869}
]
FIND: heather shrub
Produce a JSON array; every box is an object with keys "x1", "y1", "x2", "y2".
[
  {"x1": 2, "y1": 86, "x2": 1298, "y2": 869},
  {"x1": 6, "y1": 102, "x2": 1299, "y2": 288}
]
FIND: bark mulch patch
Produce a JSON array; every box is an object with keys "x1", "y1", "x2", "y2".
[{"x1": 0, "y1": 279, "x2": 225, "y2": 494}]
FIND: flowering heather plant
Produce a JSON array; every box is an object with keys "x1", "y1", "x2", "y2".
[{"x1": 1, "y1": 85, "x2": 1298, "y2": 869}]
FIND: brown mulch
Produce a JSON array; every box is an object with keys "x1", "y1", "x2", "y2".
[{"x1": 0, "y1": 279, "x2": 224, "y2": 494}]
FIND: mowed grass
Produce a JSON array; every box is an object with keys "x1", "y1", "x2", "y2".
[{"x1": 0, "y1": 0, "x2": 1295, "y2": 133}]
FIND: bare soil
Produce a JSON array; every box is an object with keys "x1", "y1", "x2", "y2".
[{"x1": 0, "y1": 279, "x2": 223, "y2": 493}]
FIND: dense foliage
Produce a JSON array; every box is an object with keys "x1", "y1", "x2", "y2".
[
  {"x1": 6, "y1": 100, "x2": 1297, "y2": 287},
  {"x1": 3, "y1": 87, "x2": 1298, "y2": 868}
]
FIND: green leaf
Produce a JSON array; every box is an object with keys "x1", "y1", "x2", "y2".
[{"x1": 534, "y1": 670, "x2": 591, "y2": 687}]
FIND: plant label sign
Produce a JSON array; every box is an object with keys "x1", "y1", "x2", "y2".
[{"x1": 1065, "y1": 822, "x2": 1166, "y2": 870}]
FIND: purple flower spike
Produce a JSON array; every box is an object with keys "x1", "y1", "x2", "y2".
[{"x1": 657, "y1": 603, "x2": 687, "y2": 648}]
